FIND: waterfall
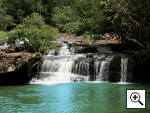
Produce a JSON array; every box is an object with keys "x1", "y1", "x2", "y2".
[
  {"x1": 120, "y1": 57, "x2": 128, "y2": 82},
  {"x1": 59, "y1": 43, "x2": 74, "y2": 55},
  {"x1": 30, "y1": 43, "x2": 89, "y2": 84},
  {"x1": 42, "y1": 57, "x2": 74, "y2": 73},
  {"x1": 31, "y1": 56, "x2": 90, "y2": 84},
  {"x1": 95, "y1": 56, "x2": 114, "y2": 81},
  {"x1": 72, "y1": 59, "x2": 90, "y2": 76},
  {"x1": 30, "y1": 43, "x2": 133, "y2": 84}
]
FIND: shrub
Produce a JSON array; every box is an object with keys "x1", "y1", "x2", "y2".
[
  {"x1": 0, "y1": 31, "x2": 7, "y2": 41},
  {"x1": 83, "y1": 38, "x2": 93, "y2": 44},
  {"x1": 41, "y1": 25, "x2": 59, "y2": 37},
  {"x1": 23, "y1": 13, "x2": 45, "y2": 29},
  {"x1": 7, "y1": 24, "x2": 55, "y2": 53}
]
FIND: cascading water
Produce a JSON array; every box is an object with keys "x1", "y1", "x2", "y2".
[
  {"x1": 59, "y1": 43, "x2": 74, "y2": 55},
  {"x1": 31, "y1": 43, "x2": 131, "y2": 84},
  {"x1": 95, "y1": 55, "x2": 114, "y2": 81},
  {"x1": 31, "y1": 43, "x2": 89, "y2": 84},
  {"x1": 72, "y1": 58, "x2": 90, "y2": 76},
  {"x1": 120, "y1": 57, "x2": 128, "y2": 82}
]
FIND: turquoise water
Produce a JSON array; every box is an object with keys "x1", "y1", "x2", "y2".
[{"x1": 0, "y1": 82, "x2": 150, "y2": 113}]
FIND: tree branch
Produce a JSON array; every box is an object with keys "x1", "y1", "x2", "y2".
[
  {"x1": 122, "y1": 11, "x2": 140, "y2": 27},
  {"x1": 125, "y1": 36, "x2": 150, "y2": 60}
]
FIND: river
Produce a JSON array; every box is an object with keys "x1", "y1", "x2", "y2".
[{"x1": 0, "y1": 82, "x2": 150, "y2": 113}]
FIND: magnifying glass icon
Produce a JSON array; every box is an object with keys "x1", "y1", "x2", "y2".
[{"x1": 130, "y1": 92, "x2": 144, "y2": 106}]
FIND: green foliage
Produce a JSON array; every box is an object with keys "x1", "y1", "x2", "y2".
[
  {"x1": 1, "y1": 0, "x2": 150, "y2": 51},
  {"x1": 104, "y1": 0, "x2": 150, "y2": 47},
  {"x1": 53, "y1": 0, "x2": 149, "y2": 47},
  {"x1": 4, "y1": 0, "x2": 75, "y2": 25},
  {"x1": 41, "y1": 25, "x2": 59, "y2": 37},
  {"x1": 23, "y1": 13, "x2": 45, "y2": 29},
  {"x1": 0, "y1": 0, "x2": 14, "y2": 30},
  {"x1": 14, "y1": 61, "x2": 22, "y2": 69},
  {"x1": 63, "y1": 21, "x2": 83, "y2": 34},
  {"x1": 52, "y1": 6, "x2": 81, "y2": 34},
  {"x1": 7, "y1": 24, "x2": 55, "y2": 53},
  {"x1": 52, "y1": 0, "x2": 112, "y2": 35},
  {"x1": 35, "y1": 52, "x2": 43, "y2": 60},
  {"x1": 0, "y1": 31, "x2": 7, "y2": 41},
  {"x1": 83, "y1": 38, "x2": 93, "y2": 44}
]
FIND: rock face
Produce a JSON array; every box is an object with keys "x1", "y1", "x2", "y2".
[
  {"x1": 131, "y1": 54, "x2": 150, "y2": 83},
  {"x1": 74, "y1": 45, "x2": 98, "y2": 53},
  {"x1": 108, "y1": 55, "x2": 122, "y2": 82},
  {"x1": 0, "y1": 51, "x2": 40, "y2": 85},
  {"x1": 74, "y1": 42, "x2": 142, "y2": 54},
  {"x1": 72, "y1": 43, "x2": 150, "y2": 83}
]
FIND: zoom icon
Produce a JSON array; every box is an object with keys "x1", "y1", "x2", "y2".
[
  {"x1": 130, "y1": 92, "x2": 144, "y2": 105},
  {"x1": 126, "y1": 89, "x2": 145, "y2": 109}
]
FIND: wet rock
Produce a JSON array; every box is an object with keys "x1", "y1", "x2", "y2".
[
  {"x1": 108, "y1": 55, "x2": 121, "y2": 82},
  {"x1": 74, "y1": 45, "x2": 98, "y2": 53},
  {"x1": 131, "y1": 54, "x2": 150, "y2": 83},
  {"x1": 89, "y1": 60, "x2": 95, "y2": 81},
  {"x1": 86, "y1": 54, "x2": 94, "y2": 58}
]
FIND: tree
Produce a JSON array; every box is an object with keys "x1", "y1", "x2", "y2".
[
  {"x1": 52, "y1": 0, "x2": 111, "y2": 35},
  {"x1": 23, "y1": 13, "x2": 45, "y2": 29},
  {"x1": 101, "y1": 0, "x2": 150, "y2": 59},
  {"x1": 0, "y1": 0, "x2": 14, "y2": 30},
  {"x1": 52, "y1": 6, "x2": 82, "y2": 34}
]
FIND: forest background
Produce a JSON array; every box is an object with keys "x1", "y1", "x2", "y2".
[{"x1": 0, "y1": 0, "x2": 150, "y2": 54}]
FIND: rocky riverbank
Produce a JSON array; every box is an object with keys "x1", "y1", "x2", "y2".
[{"x1": 0, "y1": 48, "x2": 41, "y2": 85}]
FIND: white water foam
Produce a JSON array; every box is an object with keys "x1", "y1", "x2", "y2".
[
  {"x1": 30, "y1": 72, "x2": 89, "y2": 84},
  {"x1": 59, "y1": 43, "x2": 74, "y2": 55}
]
